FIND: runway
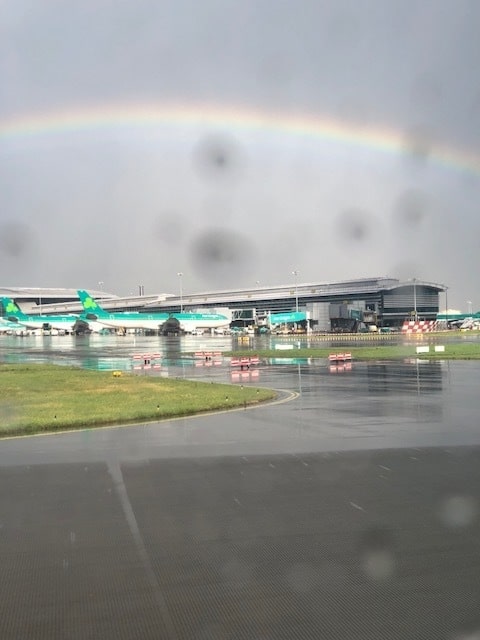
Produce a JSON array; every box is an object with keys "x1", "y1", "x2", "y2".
[{"x1": 1, "y1": 339, "x2": 480, "y2": 638}]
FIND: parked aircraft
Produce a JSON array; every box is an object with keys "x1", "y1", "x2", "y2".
[
  {"x1": 77, "y1": 290, "x2": 230, "y2": 333},
  {"x1": 437, "y1": 311, "x2": 480, "y2": 329},
  {"x1": 459, "y1": 317, "x2": 480, "y2": 330},
  {"x1": 0, "y1": 316, "x2": 31, "y2": 335},
  {"x1": 0, "y1": 297, "x2": 88, "y2": 334}
]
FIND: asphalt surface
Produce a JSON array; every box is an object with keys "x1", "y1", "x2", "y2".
[{"x1": 1, "y1": 337, "x2": 480, "y2": 639}]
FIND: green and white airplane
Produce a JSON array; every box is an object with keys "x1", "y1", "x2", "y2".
[
  {"x1": 78, "y1": 290, "x2": 230, "y2": 333},
  {"x1": 0, "y1": 316, "x2": 32, "y2": 334},
  {"x1": 0, "y1": 297, "x2": 87, "y2": 334}
]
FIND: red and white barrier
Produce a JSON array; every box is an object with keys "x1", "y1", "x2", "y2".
[
  {"x1": 328, "y1": 353, "x2": 352, "y2": 363},
  {"x1": 195, "y1": 351, "x2": 223, "y2": 361},
  {"x1": 230, "y1": 355, "x2": 261, "y2": 369},
  {"x1": 329, "y1": 362, "x2": 353, "y2": 373},
  {"x1": 401, "y1": 320, "x2": 437, "y2": 334},
  {"x1": 231, "y1": 368, "x2": 260, "y2": 382},
  {"x1": 131, "y1": 352, "x2": 162, "y2": 371}
]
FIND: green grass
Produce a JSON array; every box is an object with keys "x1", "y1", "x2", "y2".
[
  {"x1": 225, "y1": 341, "x2": 480, "y2": 360},
  {"x1": 0, "y1": 364, "x2": 276, "y2": 437}
]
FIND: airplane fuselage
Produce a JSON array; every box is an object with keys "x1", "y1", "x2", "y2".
[
  {"x1": 6, "y1": 315, "x2": 81, "y2": 332},
  {"x1": 89, "y1": 312, "x2": 229, "y2": 332},
  {"x1": 76, "y1": 291, "x2": 231, "y2": 333}
]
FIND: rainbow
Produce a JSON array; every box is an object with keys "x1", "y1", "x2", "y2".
[{"x1": 1, "y1": 102, "x2": 479, "y2": 176}]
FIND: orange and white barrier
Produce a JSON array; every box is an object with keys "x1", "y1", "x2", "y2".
[
  {"x1": 194, "y1": 351, "x2": 223, "y2": 361},
  {"x1": 131, "y1": 352, "x2": 162, "y2": 371},
  {"x1": 329, "y1": 362, "x2": 353, "y2": 373},
  {"x1": 231, "y1": 369, "x2": 260, "y2": 382},
  {"x1": 194, "y1": 351, "x2": 223, "y2": 367},
  {"x1": 230, "y1": 355, "x2": 261, "y2": 369},
  {"x1": 328, "y1": 353, "x2": 352, "y2": 363}
]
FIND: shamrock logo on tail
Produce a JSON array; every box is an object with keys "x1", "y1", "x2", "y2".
[
  {"x1": 6, "y1": 301, "x2": 20, "y2": 313},
  {"x1": 83, "y1": 296, "x2": 98, "y2": 310}
]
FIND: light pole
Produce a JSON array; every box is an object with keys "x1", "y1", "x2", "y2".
[
  {"x1": 177, "y1": 272, "x2": 183, "y2": 312},
  {"x1": 467, "y1": 300, "x2": 473, "y2": 315},
  {"x1": 98, "y1": 281, "x2": 104, "y2": 292},
  {"x1": 412, "y1": 277, "x2": 417, "y2": 321},
  {"x1": 292, "y1": 270, "x2": 299, "y2": 313},
  {"x1": 445, "y1": 286, "x2": 449, "y2": 328}
]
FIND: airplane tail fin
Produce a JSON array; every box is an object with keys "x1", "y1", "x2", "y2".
[
  {"x1": 0, "y1": 297, "x2": 28, "y2": 319},
  {"x1": 77, "y1": 290, "x2": 108, "y2": 317}
]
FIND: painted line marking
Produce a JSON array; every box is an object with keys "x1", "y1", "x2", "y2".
[
  {"x1": 379, "y1": 465, "x2": 391, "y2": 471},
  {"x1": 108, "y1": 460, "x2": 177, "y2": 638},
  {"x1": 350, "y1": 501, "x2": 365, "y2": 512}
]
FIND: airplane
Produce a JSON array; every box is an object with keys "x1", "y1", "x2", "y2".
[
  {"x1": 459, "y1": 317, "x2": 480, "y2": 330},
  {"x1": 0, "y1": 316, "x2": 32, "y2": 335},
  {"x1": 77, "y1": 290, "x2": 230, "y2": 333},
  {"x1": 437, "y1": 311, "x2": 480, "y2": 329},
  {"x1": 0, "y1": 297, "x2": 88, "y2": 334}
]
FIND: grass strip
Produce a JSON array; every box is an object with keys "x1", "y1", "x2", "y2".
[
  {"x1": 0, "y1": 364, "x2": 276, "y2": 437},
  {"x1": 225, "y1": 342, "x2": 480, "y2": 360}
]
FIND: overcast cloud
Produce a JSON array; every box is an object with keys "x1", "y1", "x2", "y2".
[{"x1": 1, "y1": 0, "x2": 479, "y2": 309}]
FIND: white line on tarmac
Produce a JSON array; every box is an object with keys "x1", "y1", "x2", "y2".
[
  {"x1": 107, "y1": 459, "x2": 178, "y2": 638},
  {"x1": 350, "y1": 501, "x2": 366, "y2": 512}
]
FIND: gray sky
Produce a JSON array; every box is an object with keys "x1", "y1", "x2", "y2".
[{"x1": 1, "y1": 0, "x2": 479, "y2": 309}]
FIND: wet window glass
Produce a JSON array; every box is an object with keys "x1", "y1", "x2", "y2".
[{"x1": 1, "y1": 2, "x2": 479, "y2": 638}]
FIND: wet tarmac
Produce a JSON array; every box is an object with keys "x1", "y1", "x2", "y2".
[{"x1": 1, "y1": 335, "x2": 480, "y2": 638}]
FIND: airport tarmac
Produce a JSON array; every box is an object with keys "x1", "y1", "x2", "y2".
[{"x1": 1, "y1": 336, "x2": 480, "y2": 638}]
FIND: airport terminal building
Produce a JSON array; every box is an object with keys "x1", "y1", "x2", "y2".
[{"x1": 1, "y1": 277, "x2": 445, "y2": 332}]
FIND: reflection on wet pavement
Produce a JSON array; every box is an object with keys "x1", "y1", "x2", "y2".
[
  {"x1": 0, "y1": 333, "x2": 478, "y2": 455},
  {"x1": 1, "y1": 334, "x2": 480, "y2": 639}
]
